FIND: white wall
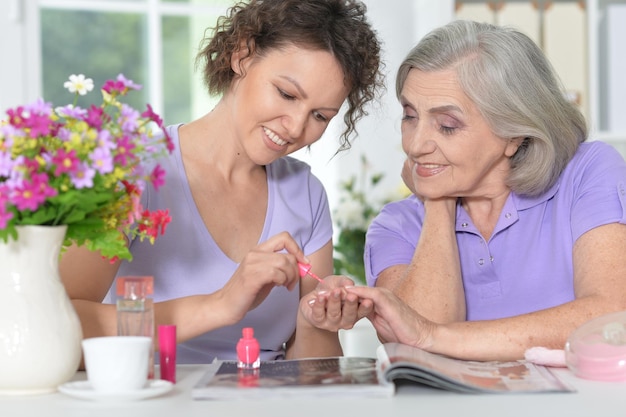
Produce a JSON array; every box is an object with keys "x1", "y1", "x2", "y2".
[{"x1": 0, "y1": 0, "x2": 41, "y2": 112}]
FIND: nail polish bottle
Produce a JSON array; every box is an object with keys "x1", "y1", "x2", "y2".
[
  {"x1": 116, "y1": 276, "x2": 155, "y2": 379},
  {"x1": 237, "y1": 327, "x2": 260, "y2": 370},
  {"x1": 158, "y1": 324, "x2": 177, "y2": 383}
]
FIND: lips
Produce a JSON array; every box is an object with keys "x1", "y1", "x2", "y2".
[
  {"x1": 263, "y1": 127, "x2": 288, "y2": 146},
  {"x1": 415, "y1": 163, "x2": 446, "y2": 177}
]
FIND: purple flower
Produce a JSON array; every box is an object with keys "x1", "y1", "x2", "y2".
[
  {"x1": 0, "y1": 151, "x2": 13, "y2": 178},
  {"x1": 116, "y1": 74, "x2": 142, "y2": 91},
  {"x1": 56, "y1": 104, "x2": 87, "y2": 119},
  {"x1": 56, "y1": 127, "x2": 72, "y2": 141},
  {"x1": 97, "y1": 129, "x2": 115, "y2": 150},
  {"x1": 90, "y1": 147, "x2": 114, "y2": 174},
  {"x1": 118, "y1": 104, "x2": 140, "y2": 133},
  {"x1": 70, "y1": 162, "x2": 96, "y2": 189}
]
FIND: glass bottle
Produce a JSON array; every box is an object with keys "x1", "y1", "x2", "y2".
[
  {"x1": 237, "y1": 327, "x2": 260, "y2": 370},
  {"x1": 116, "y1": 276, "x2": 155, "y2": 379}
]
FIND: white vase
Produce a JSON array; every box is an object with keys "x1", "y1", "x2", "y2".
[{"x1": 0, "y1": 225, "x2": 83, "y2": 395}]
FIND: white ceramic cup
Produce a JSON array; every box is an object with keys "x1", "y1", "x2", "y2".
[{"x1": 82, "y1": 336, "x2": 151, "y2": 393}]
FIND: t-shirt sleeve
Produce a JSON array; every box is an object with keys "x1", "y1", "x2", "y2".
[
  {"x1": 270, "y1": 157, "x2": 333, "y2": 257},
  {"x1": 570, "y1": 142, "x2": 626, "y2": 241},
  {"x1": 364, "y1": 197, "x2": 422, "y2": 287}
]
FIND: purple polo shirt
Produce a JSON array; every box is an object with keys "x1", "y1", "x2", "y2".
[{"x1": 365, "y1": 141, "x2": 626, "y2": 320}]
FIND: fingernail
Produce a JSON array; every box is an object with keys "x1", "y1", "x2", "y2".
[{"x1": 307, "y1": 299, "x2": 315, "y2": 306}]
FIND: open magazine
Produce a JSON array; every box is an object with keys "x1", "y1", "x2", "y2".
[
  {"x1": 192, "y1": 343, "x2": 573, "y2": 400},
  {"x1": 192, "y1": 356, "x2": 394, "y2": 400},
  {"x1": 378, "y1": 342, "x2": 574, "y2": 394}
]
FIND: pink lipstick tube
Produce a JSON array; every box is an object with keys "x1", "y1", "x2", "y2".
[{"x1": 158, "y1": 324, "x2": 177, "y2": 383}]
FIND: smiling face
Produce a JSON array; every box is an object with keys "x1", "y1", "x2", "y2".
[
  {"x1": 227, "y1": 44, "x2": 349, "y2": 165},
  {"x1": 400, "y1": 68, "x2": 521, "y2": 200}
]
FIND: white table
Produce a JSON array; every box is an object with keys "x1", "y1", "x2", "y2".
[{"x1": 0, "y1": 365, "x2": 624, "y2": 417}]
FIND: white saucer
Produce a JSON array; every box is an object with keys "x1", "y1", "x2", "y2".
[{"x1": 58, "y1": 379, "x2": 173, "y2": 401}]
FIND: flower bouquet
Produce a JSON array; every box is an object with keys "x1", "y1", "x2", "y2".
[{"x1": 0, "y1": 74, "x2": 174, "y2": 261}]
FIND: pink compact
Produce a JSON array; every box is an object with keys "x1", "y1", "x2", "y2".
[{"x1": 565, "y1": 311, "x2": 626, "y2": 381}]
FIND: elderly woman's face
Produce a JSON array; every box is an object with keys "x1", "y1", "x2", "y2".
[{"x1": 399, "y1": 68, "x2": 520, "y2": 199}]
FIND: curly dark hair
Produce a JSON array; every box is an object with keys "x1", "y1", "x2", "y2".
[{"x1": 195, "y1": 0, "x2": 384, "y2": 150}]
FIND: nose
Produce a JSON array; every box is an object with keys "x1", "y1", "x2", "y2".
[
  {"x1": 283, "y1": 109, "x2": 308, "y2": 140},
  {"x1": 402, "y1": 123, "x2": 436, "y2": 157}
]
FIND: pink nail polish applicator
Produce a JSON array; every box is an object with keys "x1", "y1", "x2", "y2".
[{"x1": 298, "y1": 262, "x2": 324, "y2": 283}]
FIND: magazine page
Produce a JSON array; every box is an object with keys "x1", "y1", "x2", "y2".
[
  {"x1": 377, "y1": 343, "x2": 574, "y2": 394},
  {"x1": 192, "y1": 357, "x2": 394, "y2": 400}
]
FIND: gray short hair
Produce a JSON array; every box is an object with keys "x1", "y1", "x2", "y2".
[{"x1": 396, "y1": 20, "x2": 587, "y2": 196}]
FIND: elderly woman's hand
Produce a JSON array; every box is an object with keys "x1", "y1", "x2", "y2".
[
  {"x1": 345, "y1": 285, "x2": 437, "y2": 349},
  {"x1": 299, "y1": 275, "x2": 374, "y2": 332}
]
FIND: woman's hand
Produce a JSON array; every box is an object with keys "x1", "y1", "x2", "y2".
[
  {"x1": 345, "y1": 286, "x2": 436, "y2": 349},
  {"x1": 300, "y1": 276, "x2": 374, "y2": 332},
  {"x1": 216, "y1": 231, "x2": 308, "y2": 324}
]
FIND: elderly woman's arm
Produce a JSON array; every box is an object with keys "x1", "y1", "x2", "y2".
[
  {"x1": 350, "y1": 222, "x2": 626, "y2": 361},
  {"x1": 376, "y1": 198, "x2": 465, "y2": 324}
]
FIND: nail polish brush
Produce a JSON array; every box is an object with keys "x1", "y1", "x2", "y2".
[{"x1": 298, "y1": 262, "x2": 324, "y2": 283}]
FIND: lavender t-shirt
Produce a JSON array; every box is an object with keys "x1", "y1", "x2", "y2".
[
  {"x1": 108, "y1": 124, "x2": 333, "y2": 363},
  {"x1": 365, "y1": 141, "x2": 626, "y2": 320}
]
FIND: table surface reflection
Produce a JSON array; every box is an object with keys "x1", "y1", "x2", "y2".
[{"x1": 0, "y1": 364, "x2": 625, "y2": 417}]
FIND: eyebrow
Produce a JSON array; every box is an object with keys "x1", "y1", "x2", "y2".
[
  {"x1": 279, "y1": 75, "x2": 341, "y2": 113},
  {"x1": 429, "y1": 104, "x2": 462, "y2": 115},
  {"x1": 400, "y1": 95, "x2": 463, "y2": 115}
]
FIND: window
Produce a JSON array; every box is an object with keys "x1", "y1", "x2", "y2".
[{"x1": 17, "y1": 0, "x2": 237, "y2": 125}]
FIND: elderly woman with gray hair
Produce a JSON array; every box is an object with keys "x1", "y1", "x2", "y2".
[{"x1": 343, "y1": 20, "x2": 626, "y2": 361}]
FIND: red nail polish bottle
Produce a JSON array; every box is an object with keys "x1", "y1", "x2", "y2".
[{"x1": 237, "y1": 327, "x2": 260, "y2": 370}]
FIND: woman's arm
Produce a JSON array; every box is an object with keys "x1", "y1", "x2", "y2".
[
  {"x1": 61, "y1": 232, "x2": 308, "y2": 344},
  {"x1": 376, "y1": 198, "x2": 465, "y2": 324},
  {"x1": 349, "y1": 223, "x2": 626, "y2": 361}
]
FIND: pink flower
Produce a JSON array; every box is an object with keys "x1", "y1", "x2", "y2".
[
  {"x1": 162, "y1": 129, "x2": 175, "y2": 153},
  {"x1": 12, "y1": 173, "x2": 57, "y2": 211},
  {"x1": 102, "y1": 80, "x2": 126, "y2": 95},
  {"x1": 52, "y1": 148, "x2": 80, "y2": 176},
  {"x1": 85, "y1": 105, "x2": 105, "y2": 129},
  {"x1": 141, "y1": 104, "x2": 163, "y2": 127},
  {"x1": 0, "y1": 207, "x2": 13, "y2": 229},
  {"x1": 6, "y1": 106, "x2": 27, "y2": 129},
  {"x1": 113, "y1": 135, "x2": 137, "y2": 166},
  {"x1": 150, "y1": 164, "x2": 166, "y2": 191}
]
